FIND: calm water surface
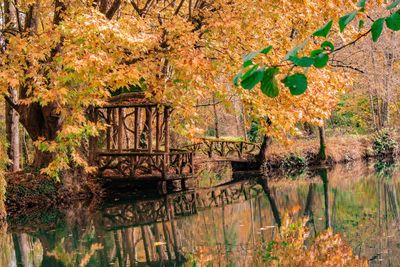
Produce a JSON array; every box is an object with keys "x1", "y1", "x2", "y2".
[{"x1": 1, "y1": 160, "x2": 399, "y2": 266}]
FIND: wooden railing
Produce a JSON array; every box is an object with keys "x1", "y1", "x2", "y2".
[
  {"x1": 97, "y1": 149, "x2": 194, "y2": 179},
  {"x1": 183, "y1": 137, "x2": 260, "y2": 159},
  {"x1": 101, "y1": 179, "x2": 261, "y2": 230}
]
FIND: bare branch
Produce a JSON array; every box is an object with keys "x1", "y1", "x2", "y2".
[
  {"x1": 106, "y1": 0, "x2": 122, "y2": 19},
  {"x1": 332, "y1": 29, "x2": 372, "y2": 54},
  {"x1": 174, "y1": 0, "x2": 185, "y2": 15},
  {"x1": 4, "y1": 95, "x2": 19, "y2": 112}
]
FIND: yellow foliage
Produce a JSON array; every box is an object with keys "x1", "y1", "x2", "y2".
[
  {"x1": 263, "y1": 216, "x2": 368, "y2": 267},
  {"x1": 0, "y1": 0, "x2": 389, "y2": 174}
]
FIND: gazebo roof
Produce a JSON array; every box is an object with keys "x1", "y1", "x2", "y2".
[{"x1": 99, "y1": 92, "x2": 171, "y2": 108}]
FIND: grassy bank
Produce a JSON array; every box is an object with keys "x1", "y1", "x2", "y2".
[{"x1": 263, "y1": 132, "x2": 399, "y2": 173}]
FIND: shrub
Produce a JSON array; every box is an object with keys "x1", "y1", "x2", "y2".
[
  {"x1": 372, "y1": 130, "x2": 398, "y2": 157},
  {"x1": 282, "y1": 154, "x2": 306, "y2": 169}
]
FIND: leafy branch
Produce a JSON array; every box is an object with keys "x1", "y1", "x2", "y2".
[{"x1": 233, "y1": 0, "x2": 400, "y2": 97}]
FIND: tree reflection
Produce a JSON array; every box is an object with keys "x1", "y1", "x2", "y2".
[
  {"x1": 258, "y1": 177, "x2": 281, "y2": 227},
  {"x1": 1, "y1": 162, "x2": 399, "y2": 266}
]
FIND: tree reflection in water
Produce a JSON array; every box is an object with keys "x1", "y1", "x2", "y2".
[{"x1": 0, "y1": 161, "x2": 398, "y2": 266}]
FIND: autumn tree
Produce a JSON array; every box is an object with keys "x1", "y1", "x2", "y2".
[
  {"x1": 1, "y1": 0, "x2": 394, "y2": 179},
  {"x1": 234, "y1": 0, "x2": 400, "y2": 160}
]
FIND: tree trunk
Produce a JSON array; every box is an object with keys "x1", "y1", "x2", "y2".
[
  {"x1": 256, "y1": 135, "x2": 272, "y2": 165},
  {"x1": 212, "y1": 94, "x2": 219, "y2": 138},
  {"x1": 5, "y1": 90, "x2": 20, "y2": 171},
  {"x1": 368, "y1": 93, "x2": 379, "y2": 131},
  {"x1": 4, "y1": 0, "x2": 20, "y2": 172},
  {"x1": 318, "y1": 125, "x2": 327, "y2": 162},
  {"x1": 17, "y1": 103, "x2": 62, "y2": 169},
  {"x1": 240, "y1": 102, "x2": 248, "y2": 141},
  {"x1": 380, "y1": 100, "x2": 389, "y2": 128}
]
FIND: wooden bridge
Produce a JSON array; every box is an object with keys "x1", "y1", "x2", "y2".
[
  {"x1": 89, "y1": 93, "x2": 194, "y2": 183},
  {"x1": 183, "y1": 137, "x2": 260, "y2": 159}
]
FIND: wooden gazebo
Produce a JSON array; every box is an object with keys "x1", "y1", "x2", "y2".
[{"x1": 89, "y1": 93, "x2": 194, "y2": 183}]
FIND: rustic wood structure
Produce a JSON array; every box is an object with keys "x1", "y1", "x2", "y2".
[
  {"x1": 184, "y1": 137, "x2": 260, "y2": 159},
  {"x1": 96, "y1": 180, "x2": 262, "y2": 265},
  {"x1": 90, "y1": 93, "x2": 194, "y2": 182},
  {"x1": 101, "y1": 179, "x2": 262, "y2": 230}
]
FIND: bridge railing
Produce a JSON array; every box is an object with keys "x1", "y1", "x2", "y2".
[
  {"x1": 97, "y1": 149, "x2": 194, "y2": 179},
  {"x1": 183, "y1": 137, "x2": 260, "y2": 159}
]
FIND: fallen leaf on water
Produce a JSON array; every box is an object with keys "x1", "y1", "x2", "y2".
[
  {"x1": 260, "y1": 226, "x2": 275, "y2": 230},
  {"x1": 154, "y1": 241, "x2": 166, "y2": 246}
]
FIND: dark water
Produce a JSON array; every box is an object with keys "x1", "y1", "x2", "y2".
[{"x1": 1, "y1": 160, "x2": 399, "y2": 266}]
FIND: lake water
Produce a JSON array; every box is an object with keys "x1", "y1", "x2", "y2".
[{"x1": 1, "y1": 160, "x2": 399, "y2": 266}]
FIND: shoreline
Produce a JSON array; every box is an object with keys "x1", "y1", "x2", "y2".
[{"x1": 4, "y1": 134, "x2": 398, "y2": 219}]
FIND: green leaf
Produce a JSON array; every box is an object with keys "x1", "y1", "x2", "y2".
[
  {"x1": 313, "y1": 53, "x2": 329, "y2": 68},
  {"x1": 289, "y1": 56, "x2": 315, "y2": 67},
  {"x1": 233, "y1": 72, "x2": 242, "y2": 86},
  {"x1": 282, "y1": 73, "x2": 308, "y2": 96},
  {"x1": 241, "y1": 68, "x2": 264, "y2": 90},
  {"x1": 359, "y1": 20, "x2": 365, "y2": 30},
  {"x1": 243, "y1": 51, "x2": 259, "y2": 62},
  {"x1": 358, "y1": 0, "x2": 367, "y2": 11},
  {"x1": 260, "y1": 68, "x2": 279, "y2": 98},
  {"x1": 371, "y1": 18, "x2": 385, "y2": 42},
  {"x1": 339, "y1": 11, "x2": 358, "y2": 32},
  {"x1": 357, "y1": 0, "x2": 367, "y2": 8},
  {"x1": 321, "y1": 41, "x2": 334, "y2": 52},
  {"x1": 310, "y1": 49, "x2": 323, "y2": 57},
  {"x1": 243, "y1": 60, "x2": 253, "y2": 68},
  {"x1": 241, "y1": 65, "x2": 258, "y2": 80},
  {"x1": 243, "y1": 46, "x2": 273, "y2": 63},
  {"x1": 260, "y1": 45, "x2": 273, "y2": 54},
  {"x1": 385, "y1": 12, "x2": 400, "y2": 31},
  {"x1": 285, "y1": 40, "x2": 308, "y2": 59},
  {"x1": 387, "y1": 0, "x2": 400, "y2": 10},
  {"x1": 313, "y1": 20, "x2": 333, "y2": 38}
]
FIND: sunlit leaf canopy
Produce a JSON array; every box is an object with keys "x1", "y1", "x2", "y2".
[
  {"x1": 235, "y1": 0, "x2": 400, "y2": 108},
  {"x1": 0, "y1": 0, "x2": 392, "y2": 173}
]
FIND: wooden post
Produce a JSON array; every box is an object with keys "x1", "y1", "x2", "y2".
[
  {"x1": 112, "y1": 108, "x2": 117, "y2": 149},
  {"x1": 118, "y1": 108, "x2": 123, "y2": 153},
  {"x1": 164, "y1": 108, "x2": 170, "y2": 166},
  {"x1": 161, "y1": 219, "x2": 173, "y2": 261},
  {"x1": 166, "y1": 199, "x2": 180, "y2": 261},
  {"x1": 106, "y1": 109, "x2": 111, "y2": 151},
  {"x1": 134, "y1": 107, "x2": 139, "y2": 150},
  {"x1": 88, "y1": 108, "x2": 98, "y2": 164},
  {"x1": 141, "y1": 225, "x2": 151, "y2": 265},
  {"x1": 189, "y1": 152, "x2": 194, "y2": 174},
  {"x1": 147, "y1": 107, "x2": 153, "y2": 153},
  {"x1": 156, "y1": 107, "x2": 160, "y2": 151}
]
